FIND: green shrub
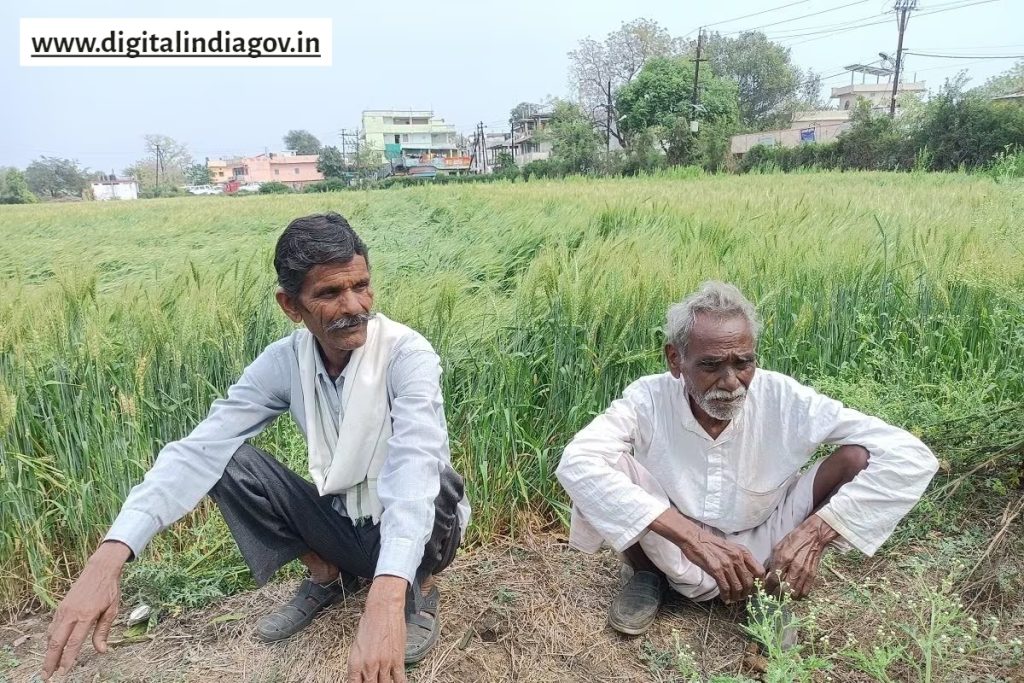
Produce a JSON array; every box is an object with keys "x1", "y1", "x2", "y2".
[{"x1": 257, "y1": 182, "x2": 292, "y2": 194}]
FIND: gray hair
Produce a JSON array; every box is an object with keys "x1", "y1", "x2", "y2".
[{"x1": 665, "y1": 281, "x2": 761, "y2": 356}]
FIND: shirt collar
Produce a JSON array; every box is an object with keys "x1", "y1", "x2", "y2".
[{"x1": 313, "y1": 338, "x2": 349, "y2": 387}]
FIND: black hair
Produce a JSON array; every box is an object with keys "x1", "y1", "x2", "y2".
[{"x1": 273, "y1": 212, "x2": 369, "y2": 297}]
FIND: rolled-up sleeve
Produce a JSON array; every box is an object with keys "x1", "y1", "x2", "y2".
[
  {"x1": 804, "y1": 389, "x2": 939, "y2": 556},
  {"x1": 104, "y1": 341, "x2": 290, "y2": 558},
  {"x1": 374, "y1": 342, "x2": 450, "y2": 583},
  {"x1": 556, "y1": 382, "x2": 670, "y2": 553}
]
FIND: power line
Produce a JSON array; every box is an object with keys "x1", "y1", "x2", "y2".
[
  {"x1": 774, "y1": 0, "x2": 1000, "y2": 46},
  {"x1": 907, "y1": 51, "x2": 1024, "y2": 58},
  {"x1": 698, "y1": 0, "x2": 817, "y2": 29},
  {"x1": 764, "y1": 11, "x2": 890, "y2": 37},
  {"x1": 909, "y1": 43, "x2": 1024, "y2": 50},
  {"x1": 774, "y1": 15, "x2": 895, "y2": 42},
  {"x1": 722, "y1": 0, "x2": 874, "y2": 35}
]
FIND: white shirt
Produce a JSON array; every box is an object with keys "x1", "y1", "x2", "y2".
[
  {"x1": 556, "y1": 370, "x2": 938, "y2": 557},
  {"x1": 106, "y1": 327, "x2": 470, "y2": 585}
]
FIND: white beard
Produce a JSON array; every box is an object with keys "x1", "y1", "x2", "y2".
[{"x1": 694, "y1": 386, "x2": 747, "y2": 421}]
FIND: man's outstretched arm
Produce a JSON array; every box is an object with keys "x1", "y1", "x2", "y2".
[{"x1": 42, "y1": 341, "x2": 290, "y2": 679}]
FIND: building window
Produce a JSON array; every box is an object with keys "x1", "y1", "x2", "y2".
[
  {"x1": 394, "y1": 135, "x2": 400, "y2": 143},
  {"x1": 218, "y1": 171, "x2": 224, "y2": 177},
  {"x1": 274, "y1": 169, "x2": 279, "y2": 176},
  {"x1": 294, "y1": 167, "x2": 300, "y2": 174}
]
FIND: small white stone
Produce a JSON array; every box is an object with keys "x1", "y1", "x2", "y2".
[{"x1": 127, "y1": 604, "x2": 152, "y2": 627}]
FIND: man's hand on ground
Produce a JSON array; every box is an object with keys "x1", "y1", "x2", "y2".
[
  {"x1": 42, "y1": 540, "x2": 131, "y2": 680},
  {"x1": 346, "y1": 575, "x2": 407, "y2": 683},
  {"x1": 650, "y1": 509, "x2": 765, "y2": 603},
  {"x1": 765, "y1": 513, "x2": 839, "y2": 599}
]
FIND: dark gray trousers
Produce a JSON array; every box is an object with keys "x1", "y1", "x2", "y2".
[{"x1": 209, "y1": 444, "x2": 463, "y2": 611}]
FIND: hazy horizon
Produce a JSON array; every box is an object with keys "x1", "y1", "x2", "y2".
[{"x1": 4, "y1": 0, "x2": 1021, "y2": 173}]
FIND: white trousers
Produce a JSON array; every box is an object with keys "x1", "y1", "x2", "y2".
[{"x1": 609, "y1": 455, "x2": 820, "y2": 602}]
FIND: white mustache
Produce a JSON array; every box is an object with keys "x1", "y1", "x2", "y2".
[
  {"x1": 704, "y1": 387, "x2": 747, "y2": 402},
  {"x1": 326, "y1": 311, "x2": 374, "y2": 332}
]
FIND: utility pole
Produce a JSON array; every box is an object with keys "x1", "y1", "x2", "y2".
[
  {"x1": 510, "y1": 118, "x2": 515, "y2": 163},
  {"x1": 340, "y1": 128, "x2": 348, "y2": 165},
  {"x1": 154, "y1": 143, "x2": 161, "y2": 192},
  {"x1": 691, "y1": 29, "x2": 706, "y2": 133},
  {"x1": 478, "y1": 122, "x2": 488, "y2": 174},
  {"x1": 890, "y1": 0, "x2": 917, "y2": 118},
  {"x1": 605, "y1": 78, "x2": 612, "y2": 152}
]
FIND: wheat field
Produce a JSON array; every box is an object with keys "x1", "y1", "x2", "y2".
[{"x1": 1, "y1": 171, "x2": 1022, "y2": 615}]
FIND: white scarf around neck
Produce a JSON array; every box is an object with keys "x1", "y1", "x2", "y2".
[{"x1": 297, "y1": 313, "x2": 409, "y2": 521}]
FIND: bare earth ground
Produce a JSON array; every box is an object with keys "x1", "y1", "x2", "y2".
[{"x1": 4, "y1": 532, "x2": 1023, "y2": 683}]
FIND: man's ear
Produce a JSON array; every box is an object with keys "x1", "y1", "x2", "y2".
[
  {"x1": 275, "y1": 287, "x2": 304, "y2": 324},
  {"x1": 664, "y1": 343, "x2": 683, "y2": 378}
]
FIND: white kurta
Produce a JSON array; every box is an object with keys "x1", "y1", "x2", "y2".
[{"x1": 556, "y1": 370, "x2": 938, "y2": 564}]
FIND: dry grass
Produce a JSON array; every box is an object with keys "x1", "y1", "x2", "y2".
[{"x1": 4, "y1": 529, "x2": 1022, "y2": 682}]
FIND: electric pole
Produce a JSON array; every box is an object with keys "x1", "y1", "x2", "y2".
[
  {"x1": 340, "y1": 128, "x2": 348, "y2": 165},
  {"x1": 606, "y1": 78, "x2": 612, "y2": 152},
  {"x1": 478, "y1": 122, "x2": 488, "y2": 174},
  {"x1": 890, "y1": 0, "x2": 916, "y2": 118},
  {"x1": 691, "y1": 29, "x2": 707, "y2": 133},
  {"x1": 510, "y1": 118, "x2": 515, "y2": 163},
  {"x1": 154, "y1": 143, "x2": 161, "y2": 192}
]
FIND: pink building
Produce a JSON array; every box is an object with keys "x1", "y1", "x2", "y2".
[{"x1": 207, "y1": 152, "x2": 324, "y2": 190}]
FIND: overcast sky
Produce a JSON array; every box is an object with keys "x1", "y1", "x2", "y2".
[{"x1": 3, "y1": 0, "x2": 1021, "y2": 172}]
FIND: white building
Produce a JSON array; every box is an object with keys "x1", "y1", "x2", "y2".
[
  {"x1": 361, "y1": 110, "x2": 460, "y2": 162},
  {"x1": 91, "y1": 178, "x2": 139, "y2": 201},
  {"x1": 730, "y1": 64, "x2": 926, "y2": 156}
]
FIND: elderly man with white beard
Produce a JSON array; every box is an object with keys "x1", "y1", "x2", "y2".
[{"x1": 556, "y1": 281, "x2": 938, "y2": 641}]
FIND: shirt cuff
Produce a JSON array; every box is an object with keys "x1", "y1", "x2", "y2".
[
  {"x1": 104, "y1": 508, "x2": 162, "y2": 559},
  {"x1": 374, "y1": 537, "x2": 423, "y2": 584},
  {"x1": 610, "y1": 498, "x2": 671, "y2": 553},
  {"x1": 815, "y1": 505, "x2": 877, "y2": 556}
]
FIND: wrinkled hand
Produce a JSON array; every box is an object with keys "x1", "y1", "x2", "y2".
[
  {"x1": 765, "y1": 513, "x2": 838, "y2": 599},
  {"x1": 42, "y1": 541, "x2": 130, "y2": 679},
  {"x1": 346, "y1": 575, "x2": 407, "y2": 683},
  {"x1": 681, "y1": 530, "x2": 766, "y2": 603}
]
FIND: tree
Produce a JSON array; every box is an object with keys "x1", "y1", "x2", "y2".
[
  {"x1": 546, "y1": 101, "x2": 602, "y2": 175},
  {"x1": 24, "y1": 157, "x2": 89, "y2": 199},
  {"x1": 0, "y1": 168, "x2": 38, "y2": 204},
  {"x1": 124, "y1": 135, "x2": 193, "y2": 191},
  {"x1": 568, "y1": 18, "x2": 682, "y2": 148},
  {"x1": 913, "y1": 76, "x2": 1024, "y2": 170},
  {"x1": 283, "y1": 129, "x2": 322, "y2": 155},
  {"x1": 704, "y1": 31, "x2": 809, "y2": 131},
  {"x1": 352, "y1": 143, "x2": 384, "y2": 187},
  {"x1": 617, "y1": 57, "x2": 738, "y2": 135},
  {"x1": 617, "y1": 57, "x2": 739, "y2": 168},
  {"x1": 493, "y1": 151, "x2": 519, "y2": 179},
  {"x1": 974, "y1": 60, "x2": 1024, "y2": 99},
  {"x1": 317, "y1": 145, "x2": 346, "y2": 179},
  {"x1": 510, "y1": 102, "x2": 541, "y2": 121},
  {"x1": 184, "y1": 163, "x2": 211, "y2": 186}
]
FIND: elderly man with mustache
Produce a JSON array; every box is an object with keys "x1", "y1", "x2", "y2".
[
  {"x1": 556, "y1": 281, "x2": 937, "y2": 641},
  {"x1": 43, "y1": 213, "x2": 468, "y2": 683}
]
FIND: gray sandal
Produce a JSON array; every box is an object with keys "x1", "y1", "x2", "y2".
[
  {"x1": 256, "y1": 575, "x2": 359, "y2": 643},
  {"x1": 404, "y1": 584, "x2": 441, "y2": 664}
]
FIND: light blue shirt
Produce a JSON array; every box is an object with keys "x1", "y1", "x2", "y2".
[{"x1": 105, "y1": 326, "x2": 470, "y2": 584}]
